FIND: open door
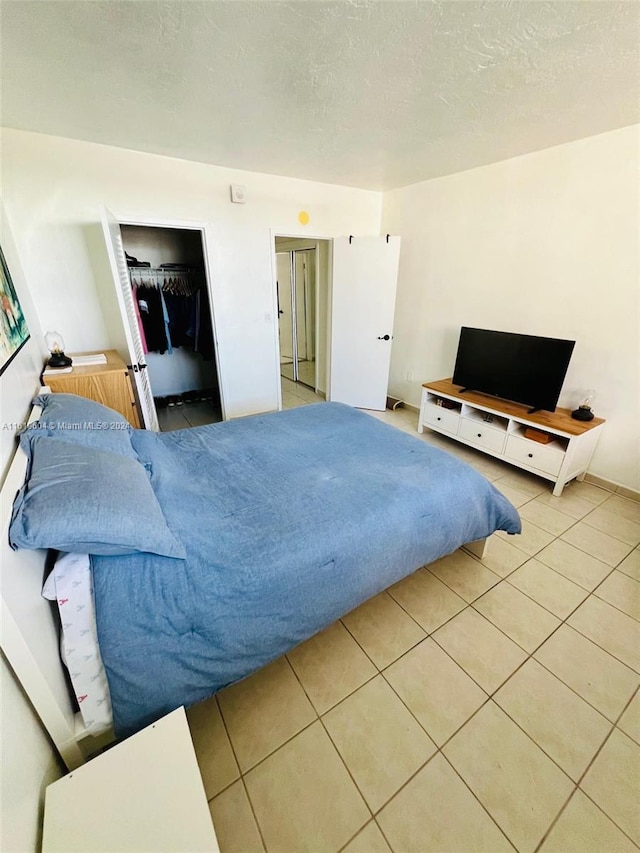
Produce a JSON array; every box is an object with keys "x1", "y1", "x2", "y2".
[
  {"x1": 101, "y1": 208, "x2": 159, "y2": 430},
  {"x1": 330, "y1": 235, "x2": 401, "y2": 410}
]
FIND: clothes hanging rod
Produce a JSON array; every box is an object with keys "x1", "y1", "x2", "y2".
[{"x1": 128, "y1": 266, "x2": 203, "y2": 273}]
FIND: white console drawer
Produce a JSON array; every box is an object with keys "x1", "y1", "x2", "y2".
[
  {"x1": 505, "y1": 434, "x2": 564, "y2": 476},
  {"x1": 423, "y1": 403, "x2": 460, "y2": 434},
  {"x1": 459, "y1": 418, "x2": 506, "y2": 454}
]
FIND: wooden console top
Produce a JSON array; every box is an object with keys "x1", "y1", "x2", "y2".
[{"x1": 424, "y1": 378, "x2": 605, "y2": 436}]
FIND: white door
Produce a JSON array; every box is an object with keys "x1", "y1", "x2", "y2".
[
  {"x1": 276, "y1": 253, "x2": 293, "y2": 364},
  {"x1": 330, "y1": 235, "x2": 401, "y2": 410},
  {"x1": 101, "y1": 208, "x2": 159, "y2": 430}
]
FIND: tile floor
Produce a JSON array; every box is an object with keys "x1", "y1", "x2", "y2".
[{"x1": 187, "y1": 398, "x2": 640, "y2": 853}]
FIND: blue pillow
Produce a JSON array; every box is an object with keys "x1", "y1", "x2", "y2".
[
  {"x1": 10, "y1": 433, "x2": 186, "y2": 559},
  {"x1": 29, "y1": 393, "x2": 137, "y2": 459}
]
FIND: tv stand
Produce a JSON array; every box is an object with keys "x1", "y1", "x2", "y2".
[{"x1": 418, "y1": 379, "x2": 605, "y2": 497}]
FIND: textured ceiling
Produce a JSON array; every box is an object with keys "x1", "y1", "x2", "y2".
[{"x1": 1, "y1": 1, "x2": 639, "y2": 190}]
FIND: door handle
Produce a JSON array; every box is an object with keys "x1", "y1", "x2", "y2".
[{"x1": 377, "y1": 334, "x2": 392, "y2": 341}]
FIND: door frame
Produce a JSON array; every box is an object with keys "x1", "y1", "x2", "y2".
[
  {"x1": 270, "y1": 230, "x2": 333, "y2": 410},
  {"x1": 113, "y1": 214, "x2": 227, "y2": 422}
]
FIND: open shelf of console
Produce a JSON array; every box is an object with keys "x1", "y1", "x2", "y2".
[{"x1": 419, "y1": 378, "x2": 605, "y2": 496}]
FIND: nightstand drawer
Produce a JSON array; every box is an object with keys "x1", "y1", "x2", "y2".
[{"x1": 505, "y1": 434, "x2": 564, "y2": 476}]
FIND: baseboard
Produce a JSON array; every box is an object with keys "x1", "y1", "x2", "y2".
[{"x1": 583, "y1": 473, "x2": 640, "y2": 503}]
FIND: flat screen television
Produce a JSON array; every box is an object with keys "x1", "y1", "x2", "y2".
[{"x1": 452, "y1": 327, "x2": 575, "y2": 413}]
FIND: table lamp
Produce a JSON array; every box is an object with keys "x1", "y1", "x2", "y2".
[
  {"x1": 45, "y1": 331, "x2": 73, "y2": 368},
  {"x1": 571, "y1": 389, "x2": 596, "y2": 421}
]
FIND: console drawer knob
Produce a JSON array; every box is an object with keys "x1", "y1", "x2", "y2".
[{"x1": 528, "y1": 453, "x2": 533, "y2": 458}]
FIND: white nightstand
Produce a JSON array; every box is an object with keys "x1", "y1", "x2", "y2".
[{"x1": 42, "y1": 707, "x2": 219, "y2": 852}]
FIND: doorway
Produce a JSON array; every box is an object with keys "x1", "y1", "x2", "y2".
[
  {"x1": 119, "y1": 224, "x2": 223, "y2": 431},
  {"x1": 274, "y1": 236, "x2": 330, "y2": 409}
]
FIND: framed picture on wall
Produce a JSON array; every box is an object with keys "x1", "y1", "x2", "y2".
[{"x1": 0, "y1": 243, "x2": 30, "y2": 375}]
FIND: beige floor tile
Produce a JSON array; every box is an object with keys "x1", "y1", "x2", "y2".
[
  {"x1": 561, "y1": 522, "x2": 633, "y2": 567},
  {"x1": 534, "y1": 625, "x2": 639, "y2": 722},
  {"x1": 539, "y1": 789, "x2": 637, "y2": 853},
  {"x1": 566, "y1": 481, "x2": 611, "y2": 506},
  {"x1": 519, "y1": 500, "x2": 576, "y2": 536},
  {"x1": 443, "y1": 702, "x2": 573, "y2": 852},
  {"x1": 618, "y1": 549, "x2": 640, "y2": 581},
  {"x1": 186, "y1": 695, "x2": 240, "y2": 799},
  {"x1": 603, "y1": 494, "x2": 640, "y2": 525},
  {"x1": 427, "y1": 550, "x2": 501, "y2": 603},
  {"x1": 536, "y1": 489, "x2": 600, "y2": 521},
  {"x1": 244, "y1": 722, "x2": 369, "y2": 853},
  {"x1": 341, "y1": 822, "x2": 391, "y2": 853},
  {"x1": 508, "y1": 558, "x2": 588, "y2": 618},
  {"x1": 387, "y1": 569, "x2": 466, "y2": 633},
  {"x1": 433, "y1": 607, "x2": 527, "y2": 694},
  {"x1": 323, "y1": 676, "x2": 436, "y2": 812},
  {"x1": 617, "y1": 691, "x2": 640, "y2": 745},
  {"x1": 217, "y1": 657, "x2": 316, "y2": 772},
  {"x1": 474, "y1": 582, "x2": 561, "y2": 653},
  {"x1": 469, "y1": 455, "x2": 512, "y2": 481},
  {"x1": 536, "y1": 539, "x2": 612, "y2": 590},
  {"x1": 385, "y1": 637, "x2": 487, "y2": 746},
  {"x1": 287, "y1": 621, "x2": 376, "y2": 714},
  {"x1": 494, "y1": 482, "x2": 533, "y2": 508},
  {"x1": 377, "y1": 753, "x2": 513, "y2": 853},
  {"x1": 480, "y1": 535, "x2": 529, "y2": 577},
  {"x1": 595, "y1": 571, "x2": 640, "y2": 621},
  {"x1": 209, "y1": 780, "x2": 265, "y2": 853},
  {"x1": 494, "y1": 659, "x2": 611, "y2": 781},
  {"x1": 341, "y1": 592, "x2": 425, "y2": 670},
  {"x1": 568, "y1": 596, "x2": 640, "y2": 673},
  {"x1": 494, "y1": 470, "x2": 549, "y2": 497},
  {"x1": 497, "y1": 519, "x2": 555, "y2": 556},
  {"x1": 583, "y1": 506, "x2": 640, "y2": 547},
  {"x1": 581, "y1": 729, "x2": 640, "y2": 844}
]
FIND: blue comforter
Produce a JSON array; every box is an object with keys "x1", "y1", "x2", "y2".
[{"x1": 92, "y1": 403, "x2": 520, "y2": 735}]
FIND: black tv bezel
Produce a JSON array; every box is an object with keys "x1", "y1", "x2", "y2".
[{"x1": 452, "y1": 327, "x2": 576, "y2": 414}]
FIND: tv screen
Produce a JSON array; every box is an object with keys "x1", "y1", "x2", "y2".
[{"x1": 452, "y1": 327, "x2": 575, "y2": 413}]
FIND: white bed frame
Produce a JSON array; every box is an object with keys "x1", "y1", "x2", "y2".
[
  {"x1": 1, "y1": 401, "x2": 489, "y2": 772},
  {"x1": 0, "y1": 402, "x2": 114, "y2": 770}
]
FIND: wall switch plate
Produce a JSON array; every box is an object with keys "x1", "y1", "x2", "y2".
[{"x1": 230, "y1": 184, "x2": 247, "y2": 204}]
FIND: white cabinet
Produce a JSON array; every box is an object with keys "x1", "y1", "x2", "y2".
[
  {"x1": 42, "y1": 707, "x2": 219, "y2": 853},
  {"x1": 418, "y1": 379, "x2": 605, "y2": 497}
]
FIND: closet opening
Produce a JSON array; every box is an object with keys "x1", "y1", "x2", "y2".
[
  {"x1": 121, "y1": 224, "x2": 223, "y2": 431},
  {"x1": 274, "y1": 235, "x2": 331, "y2": 410}
]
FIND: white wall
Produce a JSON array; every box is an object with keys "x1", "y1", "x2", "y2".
[
  {"x1": 0, "y1": 207, "x2": 63, "y2": 852},
  {"x1": 0, "y1": 129, "x2": 383, "y2": 419},
  {"x1": 383, "y1": 125, "x2": 640, "y2": 491}
]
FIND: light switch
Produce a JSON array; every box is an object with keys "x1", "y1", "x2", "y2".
[{"x1": 230, "y1": 184, "x2": 247, "y2": 204}]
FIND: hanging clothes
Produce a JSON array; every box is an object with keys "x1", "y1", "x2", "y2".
[
  {"x1": 132, "y1": 286, "x2": 149, "y2": 354},
  {"x1": 134, "y1": 283, "x2": 169, "y2": 354},
  {"x1": 129, "y1": 267, "x2": 213, "y2": 359}
]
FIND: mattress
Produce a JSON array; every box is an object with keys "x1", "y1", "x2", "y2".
[{"x1": 91, "y1": 402, "x2": 520, "y2": 735}]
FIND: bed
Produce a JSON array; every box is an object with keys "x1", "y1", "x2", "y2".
[{"x1": 2, "y1": 394, "x2": 520, "y2": 761}]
